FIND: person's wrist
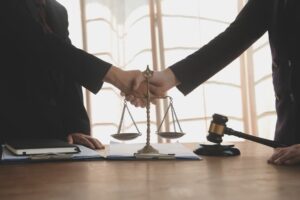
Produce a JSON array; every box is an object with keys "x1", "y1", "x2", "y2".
[
  {"x1": 164, "y1": 68, "x2": 180, "y2": 89},
  {"x1": 103, "y1": 65, "x2": 124, "y2": 90}
]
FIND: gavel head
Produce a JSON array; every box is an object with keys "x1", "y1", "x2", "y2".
[{"x1": 207, "y1": 114, "x2": 228, "y2": 144}]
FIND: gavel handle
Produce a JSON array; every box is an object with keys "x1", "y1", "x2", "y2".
[{"x1": 225, "y1": 128, "x2": 287, "y2": 148}]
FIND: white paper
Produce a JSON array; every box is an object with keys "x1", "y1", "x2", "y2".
[{"x1": 108, "y1": 142, "x2": 201, "y2": 160}]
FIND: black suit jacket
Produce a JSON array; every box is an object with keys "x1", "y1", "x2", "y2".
[
  {"x1": 170, "y1": 0, "x2": 300, "y2": 145},
  {"x1": 0, "y1": 0, "x2": 111, "y2": 143}
]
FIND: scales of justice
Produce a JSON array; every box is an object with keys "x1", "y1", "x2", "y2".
[{"x1": 111, "y1": 66, "x2": 185, "y2": 159}]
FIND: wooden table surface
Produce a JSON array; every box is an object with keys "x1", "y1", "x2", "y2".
[{"x1": 0, "y1": 142, "x2": 299, "y2": 200}]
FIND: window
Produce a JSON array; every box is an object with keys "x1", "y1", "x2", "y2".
[
  {"x1": 58, "y1": 0, "x2": 275, "y2": 144},
  {"x1": 160, "y1": 0, "x2": 244, "y2": 143}
]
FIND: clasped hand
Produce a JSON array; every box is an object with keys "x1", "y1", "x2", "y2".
[{"x1": 120, "y1": 68, "x2": 180, "y2": 107}]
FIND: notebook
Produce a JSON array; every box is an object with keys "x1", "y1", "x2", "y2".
[
  {"x1": 1, "y1": 144, "x2": 104, "y2": 163},
  {"x1": 5, "y1": 139, "x2": 80, "y2": 155}
]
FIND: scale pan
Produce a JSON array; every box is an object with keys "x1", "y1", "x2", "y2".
[
  {"x1": 111, "y1": 133, "x2": 142, "y2": 141},
  {"x1": 157, "y1": 132, "x2": 185, "y2": 139}
]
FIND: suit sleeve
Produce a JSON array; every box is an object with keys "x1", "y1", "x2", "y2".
[
  {"x1": 169, "y1": 0, "x2": 271, "y2": 95},
  {"x1": 57, "y1": 3, "x2": 92, "y2": 135},
  {"x1": 1, "y1": 0, "x2": 111, "y2": 94}
]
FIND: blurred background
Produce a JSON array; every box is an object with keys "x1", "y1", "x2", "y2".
[{"x1": 57, "y1": 0, "x2": 275, "y2": 145}]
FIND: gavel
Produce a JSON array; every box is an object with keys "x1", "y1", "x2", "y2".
[{"x1": 207, "y1": 114, "x2": 287, "y2": 148}]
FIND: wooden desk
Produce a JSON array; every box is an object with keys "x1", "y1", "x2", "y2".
[{"x1": 0, "y1": 142, "x2": 299, "y2": 200}]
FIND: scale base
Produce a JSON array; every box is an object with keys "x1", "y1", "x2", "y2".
[
  {"x1": 135, "y1": 144, "x2": 175, "y2": 159},
  {"x1": 134, "y1": 153, "x2": 175, "y2": 160},
  {"x1": 137, "y1": 144, "x2": 159, "y2": 154},
  {"x1": 194, "y1": 144, "x2": 240, "y2": 157}
]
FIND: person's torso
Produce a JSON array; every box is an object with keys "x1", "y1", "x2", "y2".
[
  {"x1": 268, "y1": 0, "x2": 300, "y2": 145},
  {"x1": 0, "y1": 0, "x2": 71, "y2": 143}
]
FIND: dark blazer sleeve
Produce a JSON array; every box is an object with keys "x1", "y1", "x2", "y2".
[
  {"x1": 1, "y1": 0, "x2": 111, "y2": 94},
  {"x1": 169, "y1": 0, "x2": 271, "y2": 95},
  {"x1": 53, "y1": 2, "x2": 92, "y2": 135}
]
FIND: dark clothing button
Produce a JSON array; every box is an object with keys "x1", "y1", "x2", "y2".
[
  {"x1": 290, "y1": 93, "x2": 295, "y2": 102},
  {"x1": 288, "y1": 60, "x2": 292, "y2": 67},
  {"x1": 272, "y1": 61, "x2": 279, "y2": 69},
  {"x1": 275, "y1": 94, "x2": 280, "y2": 101}
]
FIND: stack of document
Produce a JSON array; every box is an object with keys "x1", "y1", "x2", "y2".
[{"x1": 107, "y1": 142, "x2": 201, "y2": 160}]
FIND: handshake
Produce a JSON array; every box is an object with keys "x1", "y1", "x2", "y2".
[{"x1": 104, "y1": 66, "x2": 180, "y2": 107}]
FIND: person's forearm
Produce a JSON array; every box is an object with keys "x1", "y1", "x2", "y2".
[
  {"x1": 170, "y1": 0, "x2": 268, "y2": 95},
  {"x1": 103, "y1": 66, "x2": 127, "y2": 92},
  {"x1": 103, "y1": 66, "x2": 144, "y2": 95}
]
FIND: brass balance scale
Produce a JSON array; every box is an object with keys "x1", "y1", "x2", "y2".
[{"x1": 111, "y1": 66, "x2": 185, "y2": 159}]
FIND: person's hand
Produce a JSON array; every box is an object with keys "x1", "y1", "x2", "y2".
[
  {"x1": 123, "y1": 80, "x2": 149, "y2": 107},
  {"x1": 149, "y1": 68, "x2": 180, "y2": 97},
  {"x1": 67, "y1": 133, "x2": 105, "y2": 150},
  {"x1": 268, "y1": 144, "x2": 300, "y2": 165},
  {"x1": 104, "y1": 65, "x2": 159, "y2": 107},
  {"x1": 103, "y1": 66, "x2": 145, "y2": 94},
  {"x1": 123, "y1": 68, "x2": 180, "y2": 107}
]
